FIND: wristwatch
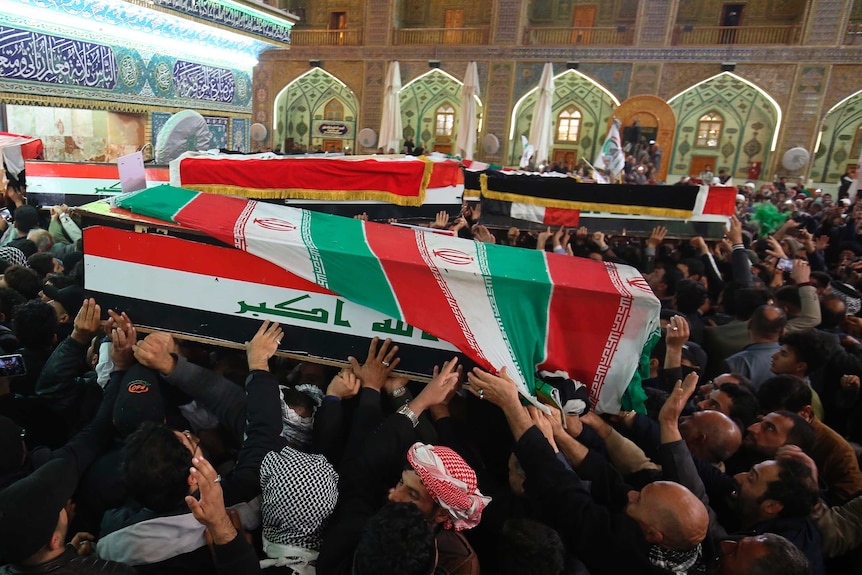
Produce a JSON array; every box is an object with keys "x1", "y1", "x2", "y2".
[{"x1": 396, "y1": 403, "x2": 419, "y2": 427}]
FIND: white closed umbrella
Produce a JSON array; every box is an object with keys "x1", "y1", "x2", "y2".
[
  {"x1": 379, "y1": 61, "x2": 403, "y2": 153},
  {"x1": 528, "y1": 63, "x2": 555, "y2": 168},
  {"x1": 455, "y1": 61, "x2": 480, "y2": 160}
]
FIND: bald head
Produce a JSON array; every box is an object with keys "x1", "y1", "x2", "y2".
[
  {"x1": 749, "y1": 305, "x2": 787, "y2": 341},
  {"x1": 680, "y1": 410, "x2": 742, "y2": 464},
  {"x1": 626, "y1": 481, "x2": 708, "y2": 551}
]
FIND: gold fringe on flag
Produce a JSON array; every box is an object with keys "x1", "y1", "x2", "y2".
[{"x1": 478, "y1": 174, "x2": 694, "y2": 219}]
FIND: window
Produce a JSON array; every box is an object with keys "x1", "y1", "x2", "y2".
[
  {"x1": 324, "y1": 99, "x2": 344, "y2": 121},
  {"x1": 556, "y1": 106, "x2": 582, "y2": 142},
  {"x1": 435, "y1": 104, "x2": 455, "y2": 136},
  {"x1": 696, "y1": 112, "x2": 723, "y2": 148}
]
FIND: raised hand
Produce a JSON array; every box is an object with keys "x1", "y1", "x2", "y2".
[
  {"x1": 433, "y1": 210, "x2": 450, "y2": 229},
  {"x1": 412, "y1": 356, "x2": 460, "y2": 414},
  {"x1": 71, "y1": 298, "x2": 101, "y2": 345},
  {"x1": 646, "y1": 225, "x2": 667, "y2": 249},
  {"x1": 133, "y1": 331, "x2": 179, "y2": 375},
  {"x1": 185, "y1": 455, "x2": 237, "y2": 545},
  {"x1": 348, "y1": 336, "x2": 400, "y2": 392},
  {"x1": 246, "y1": 320, "x2": 282, "y2": 372},
  {"x1": 327, "y1": 368, "x2": 361, "y2": 399}
]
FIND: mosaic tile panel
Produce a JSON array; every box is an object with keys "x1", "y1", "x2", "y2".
[{"x1": 806, "y1": 0, "x2": 851, "y2": 45}]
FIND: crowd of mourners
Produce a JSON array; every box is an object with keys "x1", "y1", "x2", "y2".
[{"x1": 4, "y1": 157, "x2": 862, "y2": 575}]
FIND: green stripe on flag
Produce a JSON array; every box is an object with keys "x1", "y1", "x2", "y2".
[
  {"x1": 306, "y1": 212, "x2": 401, "y2": 319},
  {"x1": 481, "y1": 243, "x2": 552, "y2": 390},
  {"x1": 113, "y1": 185, "x2": 200, "y2": 223}
]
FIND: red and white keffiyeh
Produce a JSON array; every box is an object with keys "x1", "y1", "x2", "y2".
[{"x1": 406, "y1": 442, "x2": 490, "y2": 531}]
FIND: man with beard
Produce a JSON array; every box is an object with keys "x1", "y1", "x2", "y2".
[{"x1": 656, "y1": 376, "x2": 822, "y2": 573}]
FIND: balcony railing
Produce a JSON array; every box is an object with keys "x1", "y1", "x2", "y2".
[
  {"x1": 673, "y1": 25, "x2": 800, "y2": 45},
  {"x1": 394, "y1": 27, "x2": 490, "y2": 45},
  {"x1": 290, "y1": 29, "x2": 362, "y2": 46},
  {"x1": 522, "y1": 26, "x2": 635, "y2": 45},
  {"x1": 845, "y1": 22, "x2": 862, "y2": 45}
]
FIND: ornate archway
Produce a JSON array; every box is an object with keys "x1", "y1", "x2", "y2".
[
  {"x1": 811, "y1": 89, "x2": 862, "y2": 184},
  {"x1": 613, "y1": 95, "x2": 676, "y2": 182},
  {"x1": 273, "y1": 68, "x2": 359, "y2": 153}
]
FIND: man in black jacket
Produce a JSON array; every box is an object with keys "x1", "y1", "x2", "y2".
[{"x1": 466, "y1": 367, "x2": 709, "y2": 575}]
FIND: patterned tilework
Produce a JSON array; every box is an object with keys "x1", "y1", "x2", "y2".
[
  {"x1": 151, "y1": 111, "x2": 172, "y2": 144},
  {"x1": 823, "y1": 65, "x2": 862, "y2": 113},
  {"x1": 362, "y1": 61, "x2": 386, "y2": 139},
  {"x1": 580, "y1": 63, "x2": 631, "y2": 103},
  {"x1": 781, "y1": 66, "x2": 829, "y2": 164},
  {"x1": 638, "y1": 0, "x2": 673, "y2": 45},
  {"x1": 811, "y1": 90, "x2": 862, "y2": 182},
  {"x1": 231, "y1": 117, "x2": 249, "y2": 152},
  {"x1": 485, "y1": 62, "x2": 514, "y2": 163},
  {"x1": 630, "y1": 63, "x2": 661, "y2": 96},
  {"x1": 365, "y1": 0, "x2": 392, "y2": 45},
  {"x1": 493, "y1": 0, "x2": 522, "y2": 44},
  {"x1": 806, "y1": 0, "x2": 851, "y2": 45}
]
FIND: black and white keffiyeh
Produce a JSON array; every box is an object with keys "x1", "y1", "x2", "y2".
[
  {"x1": 260, "y1": 445, "x2": 339, "y2": 551},
  {"x1": 648, "y1": 543, "x2": 705, "y2": 575}
]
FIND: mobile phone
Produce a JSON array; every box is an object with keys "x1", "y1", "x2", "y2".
[
  {"x1": 0, "y1": 208, "x2": 11, "y2": 223},
  {"x1": 777, "y1": 258, "x2": 794, "y2": 272},
  {"x1": 0, "y1": 353, "x2": 26, "y2": 377}
]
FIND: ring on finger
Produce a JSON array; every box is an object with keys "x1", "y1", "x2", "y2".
[
  {"x1": 479, "y1": 389, "x2": 485, "y2": 400},
  {"x1": 382, "y1": 360, "x2": 390, "y2": 367}
]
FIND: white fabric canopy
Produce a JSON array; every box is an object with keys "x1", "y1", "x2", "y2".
[
  {"x1": 528, "y1": 63, "x2": 555, "y2": 168},
  {"x1": 455, "y1": 61, "x2": 480, "y2": 161},
  {"x1": 379, "y1": 61, "x2": 403, "y2": 154},
  {"x1": 0, "y1": 133, "x2": 39, "y2": 179}
]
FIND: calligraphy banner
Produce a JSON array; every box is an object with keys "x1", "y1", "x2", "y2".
[
  {"x1": 173, "y1": 61, "x2": 234, "y2": 103},
  {"x1": 154, "y1": 0, "x2": 293, "y2": 44},
  {"x1": 0, "y1": 25, "x2": 116, "y2": 89}
]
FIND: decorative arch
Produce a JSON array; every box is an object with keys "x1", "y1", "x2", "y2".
[
  {"x1": 399, "y1": 69, "x2": 483, "y2": 154},
  {"x1": 667, "y1": 72, "x2": 781, "y2": 182},
  {"x1": 811, "y1": 89, "x2": 862, "y2": 183},
  {"x1": 508, "y1": 69, "x2": 619, "y2": 166},
  {"x1": 272, "y1": 68, "x2": 359, "y2": 153}
]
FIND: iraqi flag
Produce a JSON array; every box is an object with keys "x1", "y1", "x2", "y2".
[
  {"x1": 593, "y1": 119, "x2": 625, "y2": 180},
  {"x1": 113, "y1": 185, "x2": 660, "y2": 412},
  {"x1": 481, "y1": 197, "x2": 581, "y2": 227}
]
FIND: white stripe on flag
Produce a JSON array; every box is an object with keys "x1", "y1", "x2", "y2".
[
  {"x1": 417, "y1": 231, "x2": 523, "y2": 384},
  {"x1": 236, "y1": 202, "x2": 322, "y2": 287},
  {"x1": 593, "y1": 263, "x2": 661, "y2": 413},
  {"x1": 509, "y1": 203, "x2": 546, "y2": 224}
]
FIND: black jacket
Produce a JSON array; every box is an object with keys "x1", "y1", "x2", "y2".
[{"x1": 0, "y1": 546, "x2": 135, "y2": 575}]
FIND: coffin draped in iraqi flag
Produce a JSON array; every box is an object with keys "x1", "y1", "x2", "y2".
[{"x1": 111, "y1": 185, "x2": 660, "y2": 413}]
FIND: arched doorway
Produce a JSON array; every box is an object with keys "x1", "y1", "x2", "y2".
[
  {"x1": 811, "y1": 90, "x2": 862, "y2": 184},
  {"x1": 668, "y1": 72, "x2": 781, "y2": 183},
  {"x1": 272, "y1": 68, "x2": 359, "y2": 153},
  {"x1": 613, "y1": 95, "x2": 676, "y2": 182},
  {"x1": 399, "y1": 68, "x2": 483, "y2": 155},
  {"x1": 508, "y1": 69, "x2": 619, "y2": 168}
]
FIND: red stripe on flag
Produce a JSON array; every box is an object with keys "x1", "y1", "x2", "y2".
[
  {"x1": 363, "y1": 224, "x2": 478, "y2": 358},
  {"x1": 173, "y1": 194, "x2": 253, "y2": 247},
  {"x1": 703, "y1": 186, "x2": 736, "y2": 216},
  {"x1": 427, "y1": 160, "x2": 463, "y2": 188},
  {"x1": 178, "y1": 157, "x2": 427, "y2": 200},
  {"x1": 84, "y1": 226, "x2": 334, "y2": 294},
  {"x1": 24, "y1": 162, "x2": 169, "y2": 181},
  {"x1": 543, "y1": 207, "x2": 580, "y2": 227},
  {"x1": 539, "y1": 254, "x2": 626, "y2": 393}
]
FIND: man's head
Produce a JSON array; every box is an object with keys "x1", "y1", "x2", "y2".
[
  {"x1": 42, "y1": 284, "x2": 85, "y2": 325},
  {"x1": 696, "y1": 378, "x2": 759, "y2": 430},
  {"x1": 624, "y1": 481, "x2": 708, "y2": 551},
  {"x1": 0, "y1": 458, "x2": 77, "y2": 565},
  {"x1": 743, "y1": 411, "x2": 815, "y2": 458},
  {"x1": 731, "y1": 458, "x2": 819, "y2": 527},
  {"x1": 498, "y1": 519, "x2": 566, "y2": 575},
  {"x1": 770, "y1": 330, "x2": 825, "y2": 377},
  {"x1": 0, "y1": 265, "x2": 41, "y2": 300},
  {"x1": 26, "y1": 229, "x2": 54, "y2": 253},
  {"x1": 122, "y1": 421, "x2": 199, "y2": 512},
  {"x1": 679, "y1": 410, "x2": 742, "y2": 464},
  {"x1": 677, "y1": 258, "x2": 705, "y2": 281},
  {"x1": 353, "y1": 502, "x2": 437, "y2": 575},
  {"x1": 819, "y1": 294, "x2": 847, "y2": 330},
  {"x1": 756, "y1": 375, "x2": 813, "y2": 421},
  {"x1": 392, "y1": 443, "x2": 489, "y2": 531},
  {"x1": 747, "y1": 305, "x2": 786, "y2": 341},
  {"x1": 11, "y1": 300, "x2": 57, "y2": 349},
  {"x1": 12, "y1": 206, "x2": 38, "y2": 236},
  {"x1": 717, "y1": 534, "x2": 809, "y2": 575},
  {"x1": 674, "y1": 280, "x2": 708, "y2": 314}
]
